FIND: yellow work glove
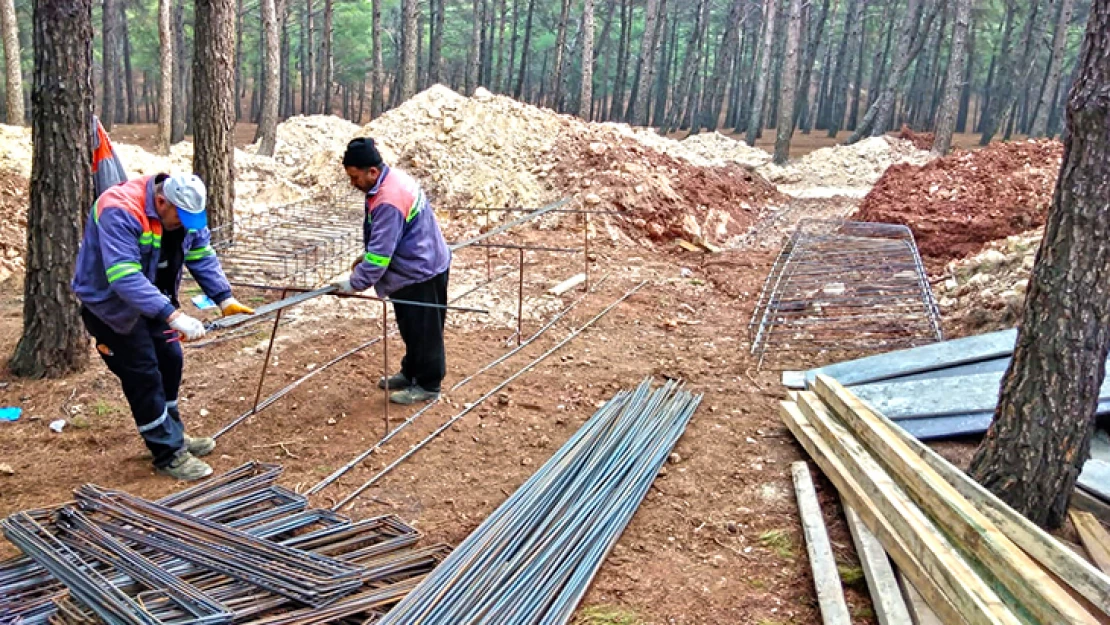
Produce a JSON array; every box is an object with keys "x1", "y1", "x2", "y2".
[{"x1": 219, "y1": 297, "x2": 255, "y2": 317}]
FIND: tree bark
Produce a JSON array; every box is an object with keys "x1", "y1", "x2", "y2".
[
  {"x1": 980, "y1": 0, "x2": 1040, "y2": 145},
  {"x1": 827, "y1": 0, "x2": 863, "y2": 138},
  {"x1": 847, "y1": 3, "x2": 866, "y2": 130},
  {"x1": 867, "y1": 0, "x2": 895, "y2": 109},
  {"x1": 968, "y1": 0, "x2": 1110, "y2": 530},
  {"x1": 121, "y1": 3, "x2": 136, "y2": 124},
  {"x1": 932, "y1": 0, "x2": 971, "y2": 153},
  {"x1": 578, "y1": 0, "x2": 594, "y2": 120},
  {"x1": 506, "y1": 0, "x2": 520, "y2": 93},
  {"x1": 1030, "y1": 0, "x2": 1075, "y2": 137},
  {"x1": 399, "y1": 0, "x2": 417, "y2": 101},
  {"x1": 10, "y1": 0, "x2": 93, "y2": 378},
  {"x1": 702, "y1": 0, "x2": 746, "y2": 131},
  {"x1": 664, "y1": 0, "x2": 709, "y2": 133},
  {"x1": 319, "y1": 0, "x2": 333, "y2": 112},
  {"x1": 0, "y1": 0, "x2": 22, "y2": 124},
  {"x1": 101, "y1": 0, "x2": 119, "y2": 130},
  {"x1": 609, "y1": 0, "x2": 631, "y2": 121},
  {"x1": 794, "y1": 0, "x2": 830, "y2": 131},
  {"x1": 774, "y1": 0, "x2": 802, "y2": 163},
  {"x1": 430, "y1": 0, "x2": 444, "y2": 84},
  {"x1": 157, "y1": 0, "x2": 172, "y2": 153},
  {"x1": 467, "y1": 0, "x2": 481, "y2": 93},
  {"x1": 279, "y1": 1, "x2": 291, "y2": 118},
  {"x1": 255, "y1": 0, "x2": 279, "y2": 155},
  {"x1": 550, "y1": 0, "x2": 571, "y2": 110},
  {"x1": 513, "y1": 0, "x2": 535, "y2": 100},
  {"x1": 652, "y1": 3, "x2": 675, "y2": 128},
  {"x1": 193, "y1": 0, "x2": 235, "y2": 241},
  {"x1": 747, "y1": 0, "x2": 779, "y2": 145},
  {"x1": 306, "y1": 0, "x2": 315, "y2": 113},
  {"x1": 171, "y1": 0, "x2": 186, "y2": 141},
  {"x1": 234, "y1": 0, "x2": 243, "y2": 120},
  {"x1": 629, "y1": 0, "x2": 662, "y2": 125},
  {"x1": 370, "y1": 0, "x2": 383, "y2": 117},
  {"x1": 956, "y1": 19, "x2": 974, "y2": 133}
]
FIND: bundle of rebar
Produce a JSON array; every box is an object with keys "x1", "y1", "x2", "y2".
[
  {"x1": 0, "y1": 463, "x2": 449, "y2": 625},
  {"x1": 378, "y1": 378, "x2": 701, "y2": 624}
]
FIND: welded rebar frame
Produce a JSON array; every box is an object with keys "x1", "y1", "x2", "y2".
[{"x1": 748, "y1": 219, "x2": 943, "y2": 370}]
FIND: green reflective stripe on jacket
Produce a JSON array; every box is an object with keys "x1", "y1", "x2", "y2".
[
  {"x1": 105, "y1": 261, "x2": 142, "y2": 283},
  {"x1": 185, "y1": 245, "x2": 215, "y2": 262},
  {"x1": 406, "y1": 192, "x2": 423, "y2": 223},
  {"x1": 138, "y1": 232, "x2": 163, "y2": 248},
  {"x1": 364, "y1": 251, "x2": 391, "y2": 267}
]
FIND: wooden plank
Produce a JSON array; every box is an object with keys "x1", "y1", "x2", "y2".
[
  {"x1": 1072, "y1": 511, "x2": 1110, "y2": 575},
  {"x1": 547, "y1": 273, "x2": 587, "y2": 296},
  {"x1": 852, "y1": 370, "x2": 1110, "y2": 420},
  {"x1": 844, "y1": 505, "x2": 914, "y2": 625},
  {"x1": 895, "y1": 570, "x2": 945, "y2": 625},
  {"x1": 791, "y1": 461, "x2": 853, "y2": 625},
  {"x1": 877, "y1": 405, "x2": 1110, "y2": 616},
  {"x1": 813, "y1": 376, "x2": 1103, "y2": 625},
  {"x1": 786, "y1": 328, "x2": 1019, "y2": 389},
  {"x1": 674, "y1": 238, "x2": 702, "y2": 252},
  {"x1": 782, "y1": 399, "x2": 992, "y2": 625}
]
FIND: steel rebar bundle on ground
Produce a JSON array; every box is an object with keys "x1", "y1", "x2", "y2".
[
  {"x1": 0, "y1": 464, "x2": 447, "y2": 625},
  {"x1": 377, "y1": 378, "x2": 701, "y2": 624},
  {"x1": 748, "y1": 220, "x2": 943, "y2": 370}
]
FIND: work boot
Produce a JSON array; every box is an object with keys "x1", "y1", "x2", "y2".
[
  {"x1": 157, "y1": 452, "x2": 213, "y2": 481},
  {"x1": 390, "y1": 385, "x2": 440, "y2": 405},
  {"x1": 185, "y1": 435, "x2": 216, "y2": 457},
  {"x1": 378, "y1": 372, "x2": 411, "y2": 390}
]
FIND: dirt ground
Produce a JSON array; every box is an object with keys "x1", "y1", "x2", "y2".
[{"x1": 0, "y1": 204, "x2": 887, "y2": 624}]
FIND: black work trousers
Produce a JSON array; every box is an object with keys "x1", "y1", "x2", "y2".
[
  {"x1": 391, "y1": 270, "x2": 449, "y2": 392},
  {"x1": 80, "y1": 308, "x2": 185, "y2": 468}
]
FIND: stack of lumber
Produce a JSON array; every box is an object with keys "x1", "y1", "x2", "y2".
[{"x1": 781, "y1": 374, "x2": 1110, "y2": 625}]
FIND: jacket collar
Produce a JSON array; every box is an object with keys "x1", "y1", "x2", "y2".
[
  {"x1": 367, "y1": 165, "x2": 391, "y2": 196},
  {"x1": 144, "y1": 174, "x2": 162, "y2": 221}
]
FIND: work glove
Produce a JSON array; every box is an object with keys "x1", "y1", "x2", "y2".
[
  {"x1": 332, "y1": 279, "x2": 355, "y2": 294},
  {"x1": 219, "y1": 297, "x2": 255, "y2": 317},
  {"x1": 168, "y1": 311, "x2": 206, "y2": 341}
]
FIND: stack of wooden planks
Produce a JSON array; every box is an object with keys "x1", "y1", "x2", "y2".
[{"x1": 781, "y1": 374, "x2": 1110, "y2": 625}]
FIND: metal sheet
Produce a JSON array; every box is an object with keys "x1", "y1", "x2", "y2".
[
  {"x1": 854, "y1": 368, "x2": 1110, "y2": 420},
  {"x1": 782, "y1": 328, "x2": 1018, "y2": 389},
  {"x1": 895, "y1": 401, "x2": 1110, "y2": 441},
  {"x1": 1079, "y1": 459, "x2": 1110, "y2": 504}
]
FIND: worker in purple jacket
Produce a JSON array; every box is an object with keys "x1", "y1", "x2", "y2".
[
  {"x1": 72, "y1": 173, "x2": 253, "y2": 481},
  {"x1": 334, "y1": 138, "x2": 452, "y2": 405}
]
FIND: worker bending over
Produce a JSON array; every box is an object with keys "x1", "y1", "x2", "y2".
[
  {"x1": 72, "y1": 174, "x2": 253, "y2": 481},
  {"x1": 335, "y1": 138, "x2": 452, "y2": 405}
]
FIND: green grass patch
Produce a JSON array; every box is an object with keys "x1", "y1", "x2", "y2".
[
  {"x1": 837, "y1": 564, "x2": 865, "y2": 587},
  {"x1": 93, "y1": 399, "x2": 119, "y2": 417},
  {"x1": 574, "y1": 605, "x2": 643, "y2": 625},
  {"x1": 758, "y1": 529, "x2": 795, "y2": 559}
]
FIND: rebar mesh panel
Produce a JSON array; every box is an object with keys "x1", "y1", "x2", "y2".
[{"x1": 748, "y1": 219, "x2": 943, "y2": 370}]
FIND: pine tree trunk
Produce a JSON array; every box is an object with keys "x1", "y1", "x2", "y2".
[
  {"x1": 157, "y1": 0, "x2": 172, "y2": 153},
  {"x1": 357, "y1": 75, "x2": 365, "y2": 121},
  {"x1": 400, "y1": 0, "x2": 418, "y2": 100},
  {"x1": 868, "y1": 0, "x2": 894, "y2": 109},
  {"x1": 827, "y1": 0, "x2": 862, "y2": 137},
  {"x1": 747, "y1": 0, "x2": 779, "y2": 145},
  {"x1": 507, "y1": 0, "x2": 520, "y2": 93},
  {"x1": 980, "y1": 0, "x2": 1033, "y2": 145},
  {"x1": 1030, "y1": 0, "x2": 1075, "y2": 137},
  {"x1": 122, "y1": 3, "x2": 136, "y2": 124},
  {"x1": 10, "y1": 0, "x2": 93, "y2": 378},
  {"x1": 101, "y1": 0, "x2": 119, "y2": 130},
  {"x1": 467, "y1": 0, "x2": 481, "y2": 93},
  {"x1": 255, "y1": 0, "x2": 279, "y2": 155},
  {"x1": 234, "y1": 0, "x2": 243, "y2": 120},
  {"x1": 847, "y1": 6, "x2": 866, "y2": 130},
  {"x1": 279, "y1": 2, "x2": 291, "y2": 118},
  {"x1": 494, "y1": 0, "x2": 507, "y2": 90},
  {"x1": 193, "y1": 0, "x2": 235, "y2": 240},
  {"x1": 794, "y1": 0, "x2": 830, "y2": 132},
  {"x1": 171, "y1": 0, "x2": 186, "y2": 141},
  {"x1": 0, "y1": 0, "x2": 23, "y2": 124},
  {"x1": 550, "y1": 0, "x2": 571, "y2": 110},
  {"x1": 416, "y1": 5, "x2": 425, "y2": 89},
  {"x1": 579, "y1": 0, "x2": 594, "y2": 119},
  {"x1": 371, "y1": 0, "x2": 383, "y2": 116},
  {"x1": 932, "y1": 0, "x2": 971, "y2": 153},
  {"x1": 323, "y1": 0, "x2": 333, "y2": 111},
  {"x1": 430, "y1": 0, "x2": 444, "y2": 84},
  {"x1": 664, "y1": 0, "x2": 707, "y2": 133},
  {"x1": 956, "y1": 19, "x2": 975, "y2": 133},
  {"x1": 968, "y1": 0, "x2": 1110, "y2": 530},
  {"x1": 306, "y1": 0, "x2": 315, "y2": 113},
  {"x1": 774, "y1": 0, "x2": 802, "y2": 163},
  {"x1": 629, "y1": 0, "x2": 661, "y2": 125},
  {"x1": 513, "y1": 0, "x2": 535, "y2": 100},
  {"x1": 609, "y1": 0, "x2": 631, "y2": 121},
  {"x1": 652, "y1": 4, "x2": 673, "y2": 128}
]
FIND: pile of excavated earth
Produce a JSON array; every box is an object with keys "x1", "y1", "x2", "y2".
[{"x1": 856, "y1": 139, "x2": 1063, "y2": 264}]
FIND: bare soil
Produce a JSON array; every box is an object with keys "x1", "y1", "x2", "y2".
[{"x1": 0, "y1": 220, "x2": 879, "y2": 624}]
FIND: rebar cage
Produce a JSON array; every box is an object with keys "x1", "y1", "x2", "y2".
[{"x1": 748, "y1": 219, "x2": 943, "y2": 370}]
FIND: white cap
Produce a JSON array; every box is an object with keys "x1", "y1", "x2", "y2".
[{"x1": 163, "y1": 174, "x2": 208, "y2": 229}]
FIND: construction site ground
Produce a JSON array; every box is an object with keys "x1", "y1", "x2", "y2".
[{"x1": 0, "y1": 102, "x2": 1062, "y2": 624}]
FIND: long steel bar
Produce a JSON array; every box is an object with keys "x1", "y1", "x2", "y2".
[
  {"x1": 461, "y1": 243, "x2": 579, "y2": 253},
  {"x1": 448, "y1": 198, "x2": 570, "y2": 251},
  {"x1": 305, "y1": 273, "x2": 612, "y2": 497},
  {"x1": 332, "y1": 281, "x2": 648, "y2": 511}
]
